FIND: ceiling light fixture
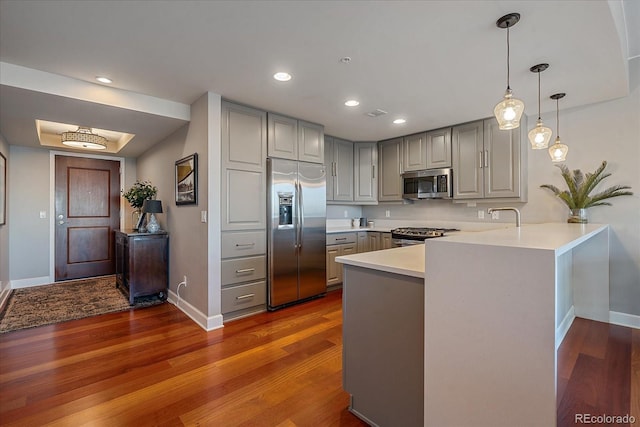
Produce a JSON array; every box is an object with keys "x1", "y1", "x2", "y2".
[
  {"x1": 393, "y1": 119, "x2": 406, "y2": 124},
  {"x1": 273, "y1": 72, "x2": 292, "y2": 82},
  {"x1": 61, "y1": 127, "x2": 107, "y2": 150},
  {"x1": 528, "y1": 63, "x2": 553, "y2": 149},
  {"x1": 548, "y1": 93, "x2": 568, "y2": 162},
  {"x1": 95, "y1": 76, "x2": 112, "y2": 84},
  {"x1": 494, "y1": 13, "x2": 525, "y2": 130},
  {"x1": 345, "y1": 100, "x2": 360, "y2": 107}
]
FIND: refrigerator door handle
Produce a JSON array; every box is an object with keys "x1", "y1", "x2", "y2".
[{"x1": 297, "y1": 181, "x2": 304, "y2": 251}]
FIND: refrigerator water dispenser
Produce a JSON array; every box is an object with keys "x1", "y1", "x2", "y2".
[{"x1": 278, "y1": 193, "x2": 293, "y2": 227}]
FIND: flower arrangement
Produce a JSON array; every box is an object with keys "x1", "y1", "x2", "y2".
[
  {"x1": 540, "y1": 161, "x2": 632, "y2": 223},
  {"x1": 122, "y1": 180, "x2": 158, "y2": 209}
]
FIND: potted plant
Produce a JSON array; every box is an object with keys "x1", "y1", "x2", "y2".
[
  {"x1": 540, "y1": 161, "x2": 632, "y2": 223},
  {"x1": 122, "y1": 180, "x2": 158, "y2": 230}
]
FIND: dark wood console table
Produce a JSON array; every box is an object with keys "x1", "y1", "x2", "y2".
[{"x1": 115, "y1": 230, "x2": 169, "y2": 305}]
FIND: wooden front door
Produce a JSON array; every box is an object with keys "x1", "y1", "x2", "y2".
[{"x1": 55, "y1": 156, "x2": 121, "y2": 281}]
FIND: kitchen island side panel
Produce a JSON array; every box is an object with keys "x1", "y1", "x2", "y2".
[
  {"x1": 424, "y1": 241, "x2": 557, "y2": 427},
  {"x1": 342, "y1": 265, "x2": 424, "y2": 427}
]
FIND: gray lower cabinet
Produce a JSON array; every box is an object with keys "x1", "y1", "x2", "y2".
[
  {"x1": 326, "y1": 233, "x2": 357, "y2": 287},
  {"x1": 452, "y1": 118, "x2": 525, "y2": 200},
  {"x1": 381, "y1": 232, "x2": 392, "y2": 249},
  {"x1": 378, "y1": 137, "x2": 404, "y2": 201},
  {"x1": 221, "y1": 231, "x2": 267, "y2": 320},
  {"x1": 357, "y1": 232, "x2": 368, "y2": 253},
  {"x1": 343, "y1": 265, "x2": 424, "y2": 426},
  {"x1": 367, "y1": 231, "x2": 381, "y2": 251}
]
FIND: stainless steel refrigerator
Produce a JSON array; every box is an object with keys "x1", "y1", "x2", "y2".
[{"x1": 267, "y1": 158, "x2": 326, "y2": 310}]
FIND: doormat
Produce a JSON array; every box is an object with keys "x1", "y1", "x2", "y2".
[{"x1": 0, "y1": 275, "x2": 164, "y2": 333}]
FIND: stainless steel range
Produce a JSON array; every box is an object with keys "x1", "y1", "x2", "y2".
[{"x1": 391, "y1": 227, "x2": 459, "y2": 247}]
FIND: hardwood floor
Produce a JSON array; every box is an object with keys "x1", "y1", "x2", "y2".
[{"x1": 0, "y1": 290, "x2": 637, "y2": 426}]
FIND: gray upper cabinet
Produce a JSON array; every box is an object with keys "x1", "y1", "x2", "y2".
[
  {"x1": 378, "y1": 137, "x2": 404, "y2": 201},
  {"x1": 326, "y1": 136, "x2": 354, "y2": 202},
  {"x1": 354, "y1": 142, "x2": 378, "y2": 203},
  {"x1": 425, "y1": 127, "x2": 452, "y2": 169},
  {"x1": 483, "y1": 118, "x2": 523, "y2": 199},
  {"x1": 452, "y1": 118, "x2": 525, "y2": 200},
  {"x1": 267, "y1": 113, "x2": 298, "y2": 161},
  {"x1": 222, "y1": 102, "x2": 267, "y2": 171},
  {"x1": 267, "y1": 114, "x2": 324, "y2": 164},
  {"x1": 452, "y1": 121, "x2": 484, "y2": 199},
  {"x1": 298, "y1": 120, "x2": 324, "y2": 163},
  {"x1": 221, "y1": 101, "x2": 267, "y2": 230},
  {"x1": 403, "y1": 132, "x2": 427, "y2": 171}
]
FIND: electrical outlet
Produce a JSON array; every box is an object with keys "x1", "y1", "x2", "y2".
[
  {"x1": 385, "y1": 210, "x2": 391, "y2": 218},
  {"x1": 491, "y1": 210, "x2": 500, "y2": 220},
  {"x1": 344, "y1": 210, "x2": 348, "y2": 218},
  {"x1": 477, "y1": 210, "x2": 484, "y2": 219},
  {"x1": 183, "y1": 275, "x2": 188, "y2": 286}
]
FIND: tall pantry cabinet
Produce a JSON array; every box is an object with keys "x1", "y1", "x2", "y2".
[{"x1": 220, "y1": 101, "x2": 268, "y2": 320}]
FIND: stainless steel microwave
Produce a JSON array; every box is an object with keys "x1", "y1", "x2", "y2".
[{"x1": 402, "y1": 168, "x2": 453, "y2": 200}]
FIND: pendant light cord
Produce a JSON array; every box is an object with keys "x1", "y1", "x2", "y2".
[
  {"x1": 556, "y1": 98, "x2": 560, "y2": 137},
  {"x1": 506, "y1": 26, "x2": 511, "y2": 90},
  {"x1": 537, "y1": 72, "x2": 541, "y2": 120}
]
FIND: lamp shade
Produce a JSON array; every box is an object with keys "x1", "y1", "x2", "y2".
[
  {"x1": 142, "y1": 199, "x2": 163, "y2": 214},
  {"x1": 494, "y1": 89, "x2": 525, "y2": 130},
  {"x1": 548, "y1": 138, "x2": 568, "y2": 162}
]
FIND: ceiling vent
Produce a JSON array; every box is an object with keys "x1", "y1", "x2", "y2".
[{"x1": 365, "y1": 109, "x2": 388, "y2": 118}]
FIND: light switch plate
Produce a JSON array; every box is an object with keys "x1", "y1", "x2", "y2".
[
  {"x1": 201, "y1": 211, "x2": 207, "y2": 223},
  {"x1": 40, "y1": 210, "x2": 47, "y2": 219},
  {"x1": 477, "y1": 210, "x2": 484, "y2": 219}
]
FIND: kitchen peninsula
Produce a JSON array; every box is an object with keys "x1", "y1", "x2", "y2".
[{"x1": 336, "y1": 223, "x2": 610, "y2": 427}]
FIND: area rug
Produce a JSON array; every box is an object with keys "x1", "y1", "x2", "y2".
[{"x1": 0, "y1": 275, "x2": 163, "y2": 333}]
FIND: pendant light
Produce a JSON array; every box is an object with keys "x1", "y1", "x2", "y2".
[
  {"x1": 494, "y1": 13, "x2": 525, "y2": 130},
  {"x1": 548, "y1": 93, "x2": 568, "y2": 162},
  {"x1": 528, "y1": 63, "x2": 553, "y2": 149}
]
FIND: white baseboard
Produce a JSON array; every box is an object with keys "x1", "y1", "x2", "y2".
[
  {"x1": 556, "y1": 306, "x2": 576, "y2": 349},
  {"x1": 167, "y1": 289, "x2": 224, "y2": 332},
  {"x1": 10, "y1": 276, "x2": 51, "y2": 289},
  {"x1": 609, "y1": 311, "x2": 640, "y2": 329}
]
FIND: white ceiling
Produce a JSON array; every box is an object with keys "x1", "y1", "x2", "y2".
[{"x1": 0, "y1": 0, "x2": 636, "y2": 157}]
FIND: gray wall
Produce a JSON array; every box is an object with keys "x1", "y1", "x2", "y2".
[
  {"x1": 136, "y1": 92, "x2": 221, "y2": 318},
  {"x1": 8, "y1": 145, "x2": 51, "y2": 281},
  {"x1": 359, "y1": 86, "x2": 640, "y2": 316},
  {"x1": 0, "y1": 133, "x2": 8, "y2": 289}
]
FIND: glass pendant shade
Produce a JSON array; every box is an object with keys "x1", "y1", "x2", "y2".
[
  {"x1": 528, "y1": 119, "x2": 553, "y2": 149},
  {"x1": 494, "y1": 89, "x2": 525, "y2": 130},
  {"x1": 548, "y1": 137, "x2": 568, "y2": 162}
]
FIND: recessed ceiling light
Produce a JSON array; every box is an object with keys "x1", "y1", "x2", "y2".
[
  {"x1": 95, "y1": 76, "x2": 112, "y2": 84},
  {"x1": 393, "y1": 118, "x2": 407, "y2": 124},
  {"x1": 339, "y1": 57, "x2": 352, "y2": 64},
  {"x1": 273, "y1": 72, "x2": 292, "y2": 82},
  {"x1": 344, "y1": 100, "x2": 360, "y2": 107}
]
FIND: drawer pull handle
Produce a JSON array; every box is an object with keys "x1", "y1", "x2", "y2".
[
  {"x1": 235, "y1": 243, "x2": 255, "y2": 247},
  {"x1": 236, "y1": 293, "x2": 255, "y2": 300},
  {"x1": 235, "y1": 268, "x2": 255, "y2": 274},
  {"x1": 335, "y1": 237, "x2": 347, "y2": 241}
]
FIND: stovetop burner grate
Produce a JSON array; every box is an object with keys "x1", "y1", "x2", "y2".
[{"x1": 391, "y1": 227, "x2": 460, "y2": 240}]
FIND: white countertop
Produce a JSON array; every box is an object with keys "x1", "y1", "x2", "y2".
[
  {"x1": 326, "y1": 225, "x2": 393, "y2": 233},
  {"x1": 336, "y1": 244, "x2": 425, "y2": 278},
  {"x1": 335, "y1": 223, "x2": 609, "y2": 278},
  {"x1": 433, "y1": 222, "x2": 609, "y2": 255}
]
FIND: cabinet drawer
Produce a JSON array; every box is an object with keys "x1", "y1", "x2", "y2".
[
  {"x1": 222, "y1": 231, "x2": 266, "y2": 258},
  {"x1": 221, "y1": 281, "x2": 266, "y2": 314},
  {"x1": 221, "y1": 256, "x2": 266, "y2": 285},
  {"x1": 326, "y1": 232, "x2": 357, "y2": 245}
]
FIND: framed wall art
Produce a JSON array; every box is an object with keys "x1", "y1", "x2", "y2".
[
  {"x1": 175, "y1": 153, "x2": 197, "y2": 205},
  {"x1": 0, "y1": 152, "x2": 5, "y2": 225}
]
